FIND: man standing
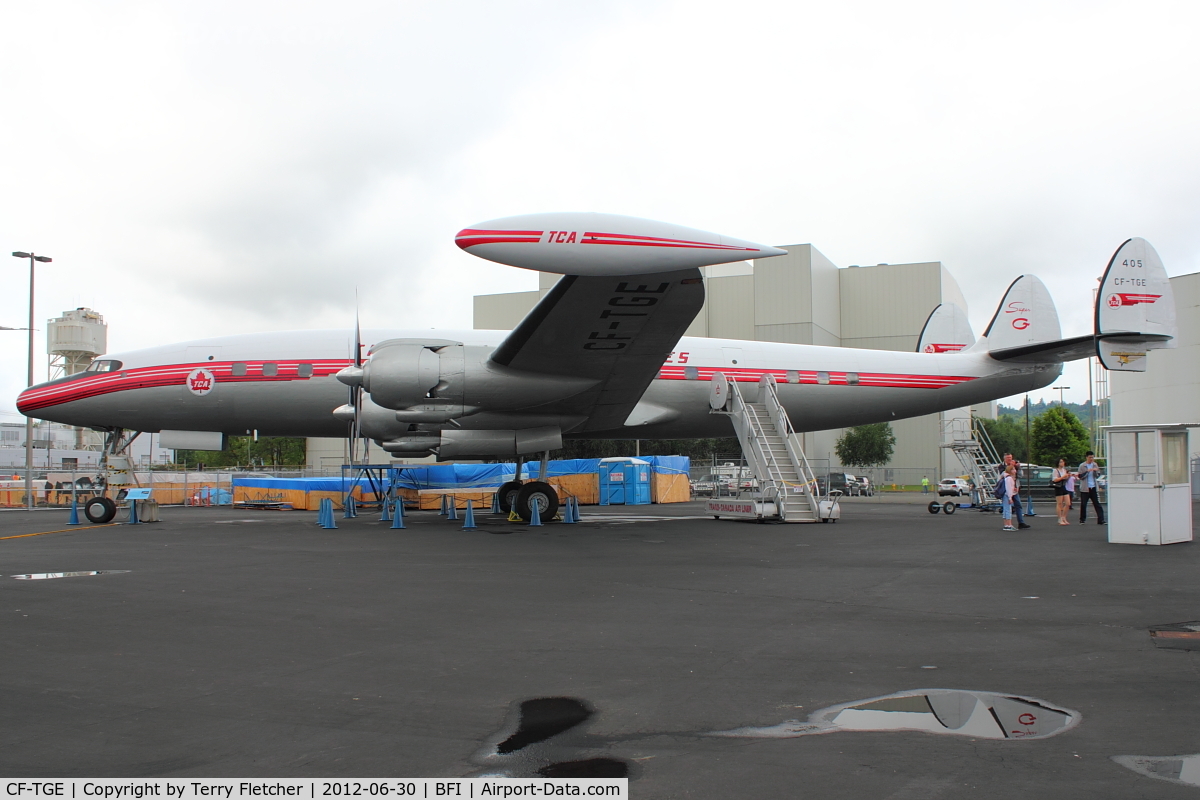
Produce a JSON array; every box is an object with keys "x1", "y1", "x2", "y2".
[
  {"x1": 921, "y1": 476, "x2": 930, "y2": 494},
  {"x1": 1078, "y1": 451, "x2": 1105, "y2": 524},
  {"x1": 1001, "y1": 453, "x2": 1031, "y2": 529}
]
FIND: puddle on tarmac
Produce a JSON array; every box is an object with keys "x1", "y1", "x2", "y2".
[
  {"x1": 1114, "y1": 754, "x2": 1200, "y2": 787},
  {"x1": 471, "y1": 697, "x2": 630, "y2": 779},
  {"x1": 12, "y1": 570, "x2": 131, "y2": 580},
  {"x1": 1148, "y1": 621, "x2": 1200, "y2": 650},
  {"x1": 709, "y1": 689, "x2": 1079, "y2": 741},
  {"x1": 470, "y1": 689, "x2": 1078, "y2": 781}
]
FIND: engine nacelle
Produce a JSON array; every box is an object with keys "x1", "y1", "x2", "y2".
[
  {"x1": 361, "y1": 340, "x2": 596, "y2": 413},
  {"x1": 438, "y1": 427, "x2": 562, "y2": 459},
  {"x1": 359, "y1": 338, "x2": 456, "y2": 410}
]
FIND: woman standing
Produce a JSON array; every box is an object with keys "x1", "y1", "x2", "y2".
[
  {"x1": 1052, "y1": 458, "x2": 1073, "y2": 525},
  {"x1": 1001, "y1": 465, "x2": 1018, "y2": 531}
]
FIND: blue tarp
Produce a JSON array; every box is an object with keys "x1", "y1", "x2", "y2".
[{"x1": 388, "y1": 456, "x2": 690, "y2": 489}]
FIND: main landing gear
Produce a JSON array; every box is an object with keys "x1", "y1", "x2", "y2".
[{"x1": 497, "y1": 451, "x2": 561, "y2": 523}]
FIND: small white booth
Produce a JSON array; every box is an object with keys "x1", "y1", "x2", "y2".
[{"x1": 1103, "y1": 423, "x2": 1198, "y2": 545}]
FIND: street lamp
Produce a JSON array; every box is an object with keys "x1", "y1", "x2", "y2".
[
  {"x1": 12, "y1": 251, "x2": 52, "y2": 509},
  {"x1": 1051, "y1": 386, "x2": 1071, "y2": 406}
]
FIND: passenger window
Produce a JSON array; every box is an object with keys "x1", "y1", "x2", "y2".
[
  {"x1": 262, "y1": 363, "x2": 278, "y2": 377},
  {"x1": 786, "y1": 370, "x2": 799, "y2": 384},
  {"x1": 298, "y1": 363, "x2": 313, "y2": 377},
  {"x1": 231, "y1": 363, "x2": 247, "y2": 377},
  {"x1": 683, "y1": 366, "x2": 698, "y2": 380},
  {"x1": 817, "y1": 371, "x2": 830, "y2": 385},
  {"x1": 846, "y1": 372, "x2": 860, "y2": 385}
]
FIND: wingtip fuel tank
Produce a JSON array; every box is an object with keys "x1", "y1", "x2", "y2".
[{"x1": 455, "y1": 212, "x2": 786, "y2": 276}]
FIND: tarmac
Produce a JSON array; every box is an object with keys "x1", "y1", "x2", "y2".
[{"x1": 3, "y1": 495, "x2": 1200, "y2": 798}]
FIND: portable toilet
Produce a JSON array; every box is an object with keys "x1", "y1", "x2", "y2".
[
  {"x1": 599, "y1": 457, "x2": 652, "y2": 506},
  {"x1": 1103, "y1": 423, "x2": 1199, "y2": 545}
]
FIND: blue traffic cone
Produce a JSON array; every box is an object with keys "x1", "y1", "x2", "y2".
[
  {"x1": 447, "y1": 498, "x2": 459, "y2": 521},
  {"x1": 322, "y1": 498, "x2": 339, "y2": 529},
  {"x1": 1025, "y1": 494, "x2": 1037, "y2": 517},
  {"x1": 316, "y1": 498, "x2": 326, "y2": 526},
  {"x1": 390, "y1": 498, "x2": 406, "y2": 529},
  {"x1": 529, "y1": 500, "x2": 542, "y2": 527},
  {"x1": 562, "y1": 496, "x2": 575, "y2": 525},
  {"x1": 126, "y1": 500, "x2": 140, "y2": 525},
  {"x1": 67, "y1": 501, "x2": 81, "y2": 526},
  {"x1": 491, "y1": 491, "x2": 502, "y2": 514},
  {"x1": 381, "y1": 496, "x2": 392, "y2": 521},
  {"x1": 462, "y1": 500, "x2": 477, "y2": 530},
  {"x1": 570, "y1": 496, "x2": 582, "y2": 523},
  {"x1": 344, "y1": 496, "x2": 356, "y2": 519},
  {"x1": 438, "y1": 494, "x2": 448, "y2": 516}
]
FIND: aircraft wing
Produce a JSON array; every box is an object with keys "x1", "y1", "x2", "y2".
[{"x1": 489, "y1": 268, "x2": 705, "y2": 432}]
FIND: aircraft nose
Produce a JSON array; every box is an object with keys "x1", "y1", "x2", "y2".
[{"x1": 16, "y1": 385, "x2": 42, "y2": 415}]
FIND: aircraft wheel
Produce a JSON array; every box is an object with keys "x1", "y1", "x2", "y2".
[
  {"x1": 515, "y1": 481, "x2": 559, "y2": 523},
  {"x1": 496, "y1": 481, "x2": 523, "y2": 513},
  {"x1": 927, "y1": 501, "x2": 941, "y2": 514},
  {"x1": 84, "y1": 497, "x2": 117, "y2": 524},
  {"x1": 943, "y1": 502, "x2": 957, "y2": 515}
]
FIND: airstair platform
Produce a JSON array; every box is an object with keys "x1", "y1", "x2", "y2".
[
  {"x1": 706, "y1": 373, "x2": 838, "y2": 523},
  {"x1": 940, "y1": 417, "x2": 1004, "y2": 509}
]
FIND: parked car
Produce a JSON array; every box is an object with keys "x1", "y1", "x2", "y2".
[
  {"x1": 690, "y1": 474, "x2": 734, "y2": 497},
  {"x1": 845, "y1": 475, "x2": 873, "y2": 496},
  {"x1": 939, "y1": 478, "x2": 970, "y2": 496}
]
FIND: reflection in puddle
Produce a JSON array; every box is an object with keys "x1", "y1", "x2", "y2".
[
  {"x1": 12, "y1": 570, "x2": 131, "y2": 580},
  {"x1": 1113, "y1": 754, "x2": 1200, "y2": 787},
  {"x1": 472, "y1": 697, "x2": 630, "y2": 779},
  {"x1": 710, "y1": 690, "x2": 1078, "y2": 741},
  {"x1": 1148, "y1": 621, "x2": 1200, "y2": 651}
]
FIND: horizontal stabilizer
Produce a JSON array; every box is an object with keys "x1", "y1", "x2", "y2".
[
  {"x1": 1095, "y1": 238, "x2": 1177, "y2": 371},
  {"x1": 987, "y1": 334, "x2": 1096, "y2": 363},
  {"x1": 916, "y1": 303, "x2": 974, "y2": 354}
]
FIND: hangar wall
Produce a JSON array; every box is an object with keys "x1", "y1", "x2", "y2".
[
  {"x1": 1109, "y1": 271, "x2": 1200, "y2": 455},
  {"x1": 472, "y1": 245, "x2": 981, "y2": 478}
]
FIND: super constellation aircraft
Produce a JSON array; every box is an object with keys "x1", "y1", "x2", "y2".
[{"x1": 16, "y1": 213, "x2": 1177, "y2": 522}]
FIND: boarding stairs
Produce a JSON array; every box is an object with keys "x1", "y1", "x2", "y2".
[
  {"x1": 940, "y1": 416, "x2": 1004, "y2": 506},
  {"x1": 710, "y1": 374, "x2": 824, "y2": 522}
]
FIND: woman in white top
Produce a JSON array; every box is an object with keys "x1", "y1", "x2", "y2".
[
  {"x1": 1052, "y1": 458, "x2": 1073, "y2": 526},
  {"x1": 1001, "y1": 465, "x2": 1018, "y2": 531}
]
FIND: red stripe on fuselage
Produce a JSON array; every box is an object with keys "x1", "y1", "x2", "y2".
[
  {"x1": 16, "y1": 358, "x2": 978, "y2": 415},
  {"x1": 16, "y1": 360, "x2": 351, "y2": 413},
  {"x1": 655, "y1": 365, "x2": 975, "y2": 389}
]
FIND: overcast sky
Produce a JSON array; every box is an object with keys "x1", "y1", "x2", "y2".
[{"x1": 2, "y1": 0, "x2": 1198, "y2": 425}]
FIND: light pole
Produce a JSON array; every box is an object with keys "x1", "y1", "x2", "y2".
[
  {"x1": 1051, "y1": 386, "x2": 1071, "y2": 406},
  {"x1": 12, "y1": 251, "x2": 52, "y2": 509}
]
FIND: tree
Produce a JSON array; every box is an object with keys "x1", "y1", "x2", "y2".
[
  {"x1": 835, "y1": 423, "x2": 896, "y2": 468},
  {"x1": 1030, "y1": 406, "x2": 1090, "y2": 466},
  {"x1": 175, "y1": 436, "x2": 306, "y2": 469},
  {"x1": 978, "y1": 416, "x2": 1028, "y2": 463}
]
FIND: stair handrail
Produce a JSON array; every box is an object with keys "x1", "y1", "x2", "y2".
[{"x1": 759, "y1": 375, "x2": 823, "y2": 516}]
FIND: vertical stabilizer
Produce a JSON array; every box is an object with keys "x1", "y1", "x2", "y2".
[
  {"x1": 975, "y1": 275, "x2": 1061, "y2": 354},
  {"x1": 1095, "y1": 238, "x2": 1176, "y2": 372},
  {"x1": 916, "y1": 303, "x2": 975, "y2": 354}
]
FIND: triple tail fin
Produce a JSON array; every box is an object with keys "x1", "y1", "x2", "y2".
[
  {"x1": 1094, "y1": 238, "x2": 1176, "y2": 371},
  {"x1": 916, "y1": 303, "x2": 974, "y2": 354},
  {"x1": 968, "y1": 275, "x2": 1092, "y2": 362}
]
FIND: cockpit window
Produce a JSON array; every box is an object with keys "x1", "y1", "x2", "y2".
[{"x1": 86, "y1": 360, "x2": 122, "y2": 373}]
